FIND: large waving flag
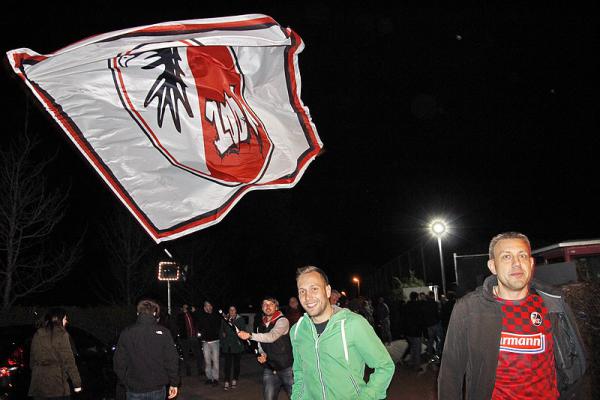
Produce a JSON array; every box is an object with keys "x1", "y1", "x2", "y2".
[{"x1": 6, "y1": 14, "x2": 322, "y2": 242}]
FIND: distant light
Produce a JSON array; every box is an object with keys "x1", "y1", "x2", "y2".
[
  {"x1": 430, "y1": 220, "x2": 447, "y2": 237},
  {"x1": 340, "y1": 291, "x2": 347, "y2": 297},
  {"x1": 352, "y1": 277, "x2": 360, "y2": 283},
  {"x1": 158, "y1": 261, "x2": 181, "y2": 281},
  {"x1": 456, "y1": 34, "x2": 462, "y2": 41}
]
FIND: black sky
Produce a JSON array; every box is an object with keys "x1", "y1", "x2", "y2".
[{"x1": 1, "y1": 2, "x2": 598, "y2": 307}]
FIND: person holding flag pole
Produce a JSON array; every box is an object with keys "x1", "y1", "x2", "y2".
[{"x1": 238, "y1": 297, "x2": 294, "y2": 400}]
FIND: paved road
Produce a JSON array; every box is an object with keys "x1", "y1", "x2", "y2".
[{"x1": 177, "y1": 340, "x2": 437, "y2": 400}]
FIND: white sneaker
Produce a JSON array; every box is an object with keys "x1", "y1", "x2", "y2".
[
  {"x1": 224, "y1": 382, "x2": 230, "y2": 391},
  {"x1": 231, "y1": 380, "x2": 237, "y2": 388}
]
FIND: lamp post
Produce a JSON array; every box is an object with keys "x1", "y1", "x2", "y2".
[
  {"x1": 430, "y1": 220, "x2": 447, "y2": 296},
  {"x1": 352, "y1": 277, "x2": 361, "y2": 297}
]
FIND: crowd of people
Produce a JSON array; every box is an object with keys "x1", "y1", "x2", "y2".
[
  {"x1": 108, "y1": 266, "x2": 395, "y2": 400},
  {"x1": 29, "y1": 232, "x2": 589, "y2": 399}
]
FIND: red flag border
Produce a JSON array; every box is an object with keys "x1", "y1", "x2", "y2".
[{"x1": 7, "y1": 23, "x2": 322, "y2": 242}]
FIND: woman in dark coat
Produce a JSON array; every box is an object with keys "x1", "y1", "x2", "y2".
[
  {"x1": 220, "y1": 305, "x2": 247, "y2": 390},
  {"x1": 29, "y1": 308, "x2": 82, "y2": 399}
]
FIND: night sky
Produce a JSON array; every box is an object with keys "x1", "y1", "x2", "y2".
[{"x1": 1, "y1": 2, "x2": 598, "y2": 309}]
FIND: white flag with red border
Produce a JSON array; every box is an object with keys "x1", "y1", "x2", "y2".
[{"x1": 6, "y1": 14, "x2": 322, "y2": 242}]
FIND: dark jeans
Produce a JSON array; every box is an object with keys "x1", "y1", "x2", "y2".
[
  {"x1": 407, "y1": 336, "x2": 422, "y2": 368},
  {"x1": 179, "y1": 336, "x2": 203, "y2": 375},
  {"x1": 224, "y1": 352, "x2": 241, "y2": 382},
  {"x1": 263, "y1": 367, "x2": 293, "y2": 400},
  {"x1": 426, "y1": 322, "x2": 445, "y2": 357},
  {"x1": 378, "y1": 318, "x2": 392, "y2": 343},
  {"x1": 126, "y1": 387, "x2": 166, "y2": 400}
]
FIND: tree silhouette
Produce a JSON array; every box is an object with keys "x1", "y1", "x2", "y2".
[
  {"x1": 0, "y1": 116, "x2": 82, "y2": 312},
  {"x1": 91, "y1": 208, "x2": 156, "y2": 305}
]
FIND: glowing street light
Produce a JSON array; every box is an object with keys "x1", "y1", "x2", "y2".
[
  {"x1": 430, "y1": 220, "x2": 448, "y2": 296},
  {"x1": 352, "y1": 276, "x2": 361, "y2": 297}
]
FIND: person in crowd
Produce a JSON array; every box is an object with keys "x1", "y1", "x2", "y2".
[
  {"x1": 348, "y1": 296, "x2": 376, "y2": 327},
  {"x1": 422, "y1": 291, "x2": 444, "y2": 360},
  {"x1": 440, "y1": 291, "x2": 456, "y2": 333},
  {"x1": 403, "y1": 291, "x2": 424, "y2": 371},
  {"x1": 290, "y1": 266, "x2": 395, "y2": 399},
  {"x1": 221, "y1": 305, "x2": 247, "y2": 390},
  {"x1": 285, "y1": 296, "x2": 303, "y2": 326},
  {"x1": 375, "y1": 296, "x2": 393, "y2": 346},
  {"x1": 439, "y1": 232, "x2": 587, "y2": 399},
  {"x1": 113, "y1": 299, "x2": 179, "y2": 400},
  {"x1": 238, "y1": 297, "x2": 294, "y2": 400},
  {"x1": 29, "y1": 308, "x2": 82, "y2": 399},
  {"x1": 197, "y1": 300, "x2": 222, "y2": 386},
  {"x1": 329, "y1": 289, "x2": 341, "y2": 306},
  {"x1": 176, "y1": 304, "x2": 203, "y2": 376}
]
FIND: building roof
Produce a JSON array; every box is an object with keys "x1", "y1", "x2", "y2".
[{"x1": 532, "y1": 239, "x2": 600, "y2": 255}]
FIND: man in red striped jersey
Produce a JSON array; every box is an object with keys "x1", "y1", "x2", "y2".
[{"x1": 438, "y1": 232, "x2": 586, "y2": 399}]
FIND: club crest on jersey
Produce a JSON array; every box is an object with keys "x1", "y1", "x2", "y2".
[
  {"x1": 530, "y1": 311, "x2": 543, "y2": 326},
  {"x1": 499, "y1": 332, "x2": 545, "y2": 354},
  {"x1": 110, "y1": 44, "x2": 273, "y2": 186}
]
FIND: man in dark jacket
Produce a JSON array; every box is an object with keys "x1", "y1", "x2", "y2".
[
  {"x1": 196, "y1": 300, "x2": 222, "y2": 385},
  {"x1": 403, "y1": 291, "x2": 424, "y2": 370},
  {"x1": 176, "y1": 303, "x2": 203, "y2": 376},
  {"x1": 421, "y1": 291, "x2": 444, "y2": 359},
  {"x1": 438, "y1": 232, "x2": 587, "y2": 400},
  {"x1": 375, "y1": 296, "x2": 393, "y2": 346},
  {"x1": 114, "y1": 299, "x2": 180, "y2": 400},
  {"x1": 238, "y1": 297, "x2": 294, "y2": 400}
]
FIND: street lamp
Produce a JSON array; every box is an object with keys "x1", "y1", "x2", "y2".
[
  {"x1": 352, "y1": 277, "x2": 361, "y2": 297},
  {"x1": 430, "y1": 220, "x2": 448, "y2": 296}
]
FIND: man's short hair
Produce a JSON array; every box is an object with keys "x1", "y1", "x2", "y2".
[
  {"x1": 488, "y1": 232, "x2": 531, "y2": 259},
  {"x1": 262, "y1": 297, "x2": 279, "y2": 307},
  {"x1": 296, "y1": 265, "x2": 330, "y2": 285},
  {"x1": 137, "y1": 299, "x2": 160, "y2": 316}
]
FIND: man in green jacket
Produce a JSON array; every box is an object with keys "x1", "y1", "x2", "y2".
[{"x1": 290, "y1": 266, "x2": 395, "y2": 399}]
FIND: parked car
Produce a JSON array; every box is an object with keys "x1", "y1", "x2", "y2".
[{"x1": 0, "y1": 324, "x2": 116, "y2": 400}]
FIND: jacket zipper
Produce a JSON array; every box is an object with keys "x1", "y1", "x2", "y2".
[
  {"x1": 349, "y1": 374, "x2": 360, "y2": 396},
  {"x1": 312, "y1": 323, "x2": 327, "y2": 400}
]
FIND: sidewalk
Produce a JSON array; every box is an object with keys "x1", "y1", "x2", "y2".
[{"x1": 177, "y1": 340, "x2": 437, "y2": 399}]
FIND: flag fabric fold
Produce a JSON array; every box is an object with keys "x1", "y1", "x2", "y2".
[{"x1": 7, "y1": 14, "x2": 322, "y2": 242}]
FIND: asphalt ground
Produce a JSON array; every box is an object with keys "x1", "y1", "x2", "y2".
[{"x1": 177, "y1": 339, "x2": 437, "y2": 400}]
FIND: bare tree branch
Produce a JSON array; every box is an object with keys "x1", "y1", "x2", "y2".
[
  {"x1": 89, "y1": 209, "x2": 154, "y2": 305},
  {"x1": 0, "y1": 128, "x2": 83, "y2": 312}
]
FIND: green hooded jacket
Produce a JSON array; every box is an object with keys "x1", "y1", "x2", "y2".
[{"x1": 290, "y1": 306, "x2": 395, "y2": 399}]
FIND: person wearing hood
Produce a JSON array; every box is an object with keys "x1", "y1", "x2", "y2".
[
  {"x1": 438, "y1": 232, "x2": 587, "y2": 400},
  {"x1": 290, "y1": 266, "x2": 395, "y2": 399}
]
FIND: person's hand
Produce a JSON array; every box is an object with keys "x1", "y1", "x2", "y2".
[
  {"x1": 257, "y1": 353, "x2": 267, "y2": 364},
  {"x1": 238, "y1": 331, "x2": 251, "y2": 340},
  {"x1": 168, "y1": 386, "x2": 178, "y2": 399},
  {"x1": 73, "y1": 387, "x2": 82, "y2": 393}
]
